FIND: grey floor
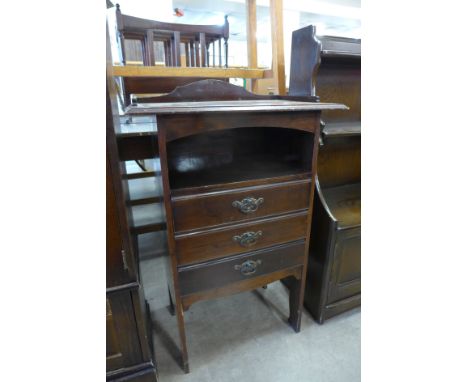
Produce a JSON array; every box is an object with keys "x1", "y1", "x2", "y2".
[{"x1": 141, "y1": 256, "x2": 360, "y2": 382}]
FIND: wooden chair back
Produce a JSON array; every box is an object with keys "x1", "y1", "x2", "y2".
[{"x1": 116, "y1": 4, "x2": 229, "y2": 68}]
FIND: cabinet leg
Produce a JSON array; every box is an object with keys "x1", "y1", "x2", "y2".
[
  {"x1": 175, "y1": 301, "x2": 190, "y2": 373},
  {"x1": 167, "y1": 285, "x2": 175, "y2": 316},
  {"x1": 288, "y1": 276, "x2": 303, "y2": 333}
]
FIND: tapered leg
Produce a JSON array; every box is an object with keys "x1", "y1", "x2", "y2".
[
  {"x1": 288, "y1": 276, "x2": 303, "y2": 332},
  {"x1": 175, "y1": 300, "x2": 190, "y2": 373},
  {"x1": 167, "y1": 285, "x2": 175, "y2": 316}
]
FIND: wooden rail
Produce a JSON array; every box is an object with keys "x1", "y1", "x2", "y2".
[{"x1": 113, "y1": 66, "x2": 266, "y2": 79}]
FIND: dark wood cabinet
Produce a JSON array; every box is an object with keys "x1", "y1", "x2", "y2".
[
  {"x1": 107, "y1": 29, "x2": 158, "y2": 378},
  {"x1": 289, "y1": 26, "x2": 361, "y2": 323},
  {"x1": 125, "y1": 80, "x2": 345, "y2": 372},
  {"x1": 106, "y1": 142, "x2": 158, "y2": 380}
]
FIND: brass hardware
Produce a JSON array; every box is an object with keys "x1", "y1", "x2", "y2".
[
  {"x1": 232, "y1": 196, "x2": 264, "y2": 214},
  {"x1": 234, "y1": 259, "x2": 262, "y2": 276},
  {"x1": 233, "y1": 231, "x2": 262, "y2": 247}
]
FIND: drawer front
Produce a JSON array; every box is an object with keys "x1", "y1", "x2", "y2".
[
  {"x1": 172, "y1": 179, "x2": 311, "y2": 232},
  {"x1": 175, "y1": 212, "x2": 308, "y2": 266},
  {"x1": 179, "y1": 240, "x2": 305, "y2": 296}
]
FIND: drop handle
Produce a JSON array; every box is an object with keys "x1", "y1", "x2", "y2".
[
  {"x1": 234, "y1": 259, "x2": 262, "y2": 276},
  {"x1": 232, "y1": 197, "x2": 264, "y2": 214},
  {"x1": 233, "y1": 231, "x2": 263, "y2": 247}
]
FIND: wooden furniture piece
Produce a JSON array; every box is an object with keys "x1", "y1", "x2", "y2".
[
  {"x1": 116, "y1": 4, "x2": 229, "y2": 68},
  {"x1": 107, "y1": 23, "x2": 158, "y2": 381},
  {"x1": 115, "y1": 80, "x2": 321, "y2": 260},
  {"x1": 125, "y1": 80, "x2": 345, "y2": 372},
  {"x1": 115, "y1": 4, "x2": 230, "y2": 105},
  {"x1": 107, "y1": 85, "x2": 159, "y2": 382},
  {"x1": 289, "y1": 26, "x2": 361, "y2": 323}
]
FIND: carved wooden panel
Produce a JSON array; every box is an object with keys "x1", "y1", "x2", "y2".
[
  {"x1": 327, "y1": 228, "x2": 361, "y2": 304},
  {"x1": 106, "y1": 292, "x2": 143, "y2": 372}
]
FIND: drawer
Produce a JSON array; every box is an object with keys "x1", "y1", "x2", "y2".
[
  {"x1": 179, "y1": 240, "x2": 305, "y2": 296},
  {"x1": 175, "y1": 211, "x2": 308, "y2": 266},
  {"x1": 172, "y1": 179, "x2": 311, "y2": 232}
]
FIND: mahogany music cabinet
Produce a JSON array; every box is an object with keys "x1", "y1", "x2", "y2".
[{"x1": 125, "y1": 81, "x2": 345, "y2": 372}]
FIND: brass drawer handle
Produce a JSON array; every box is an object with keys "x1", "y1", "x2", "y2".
[
  {"x1": 233, "y1": 231, "x2": 262, "y2": 247},
  {"x1": 232, "y1": 197, "x2": 264, "y2": 214},
  {"x1": 234, "y1": 259, "x2": 262, "y2": 276}
]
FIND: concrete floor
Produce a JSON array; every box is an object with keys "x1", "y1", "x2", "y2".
[{"x1": 141, "y1": 256, "x2": 360, "y2": 382}]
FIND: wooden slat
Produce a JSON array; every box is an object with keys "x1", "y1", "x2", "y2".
[
  {"x1": 200, "y1": 32, "x2": 207, "y2": 67},
  {"x1": 269, "y1": 0, "x2": 286, "y2": 95},
  {"x1": 145, "y1": 30, "x2": 154, "y2": 65},
  {"x1": 129, "y1": 196, "x2": 163, "y2": 206},
  {"x1": 124, "y1": 171, "x2": 160, "y2": 180},
  {"x1": 117, "y1": 134, "x2": 158, "y2": 161},
  {"x1": 173, "y1": 31, "x2": 181, "y2": 67},
  {"x1": 113, "y1": 66, "x2": 266, "y2": 78},
  {"x1": 133, "y1": 222, "x2": 167, "y2": 235},
  {"x1": 246, "y1": 0, "x2": 258, "y2": 93}
]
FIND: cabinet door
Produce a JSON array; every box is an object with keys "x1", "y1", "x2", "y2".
[
  {"x1": 106, "y1": 292, "x2": 143, "y2": 372},
  {"x1": 327, "y1": 227, "x2": 361, "y2": 304},
  {"x1": 107, "y1": 155, "x2": 134, "y2": 288}
]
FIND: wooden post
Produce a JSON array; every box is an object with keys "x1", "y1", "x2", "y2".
[
  {"x1": 269, "y1": 0, "x2": 286, "y2": 95},
  {"x1": 190, "y1": 40, "x2": 195, "y2": 67},
  {"x1": 218, "y1": 38, "x2": 222, "y2": 67},
  {"x1": 200, "y1": 32, "x2": 207, "y2": 67},
  {"x1": 173, "y1": 31, "x2": 181, "y2": 67},
  {"x1": 246, "y1": 0, "x2": 258, "y2": 93},
  {"x1": 195, "y1": 40, "x2": 200, "y2": 67},
  {"x1": 145, "y1": 30, "x2": 154, "y2": 66}
]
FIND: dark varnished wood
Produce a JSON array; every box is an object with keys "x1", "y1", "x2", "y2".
[
  {"x1": 172, "y1": 179, "x2": 311, "y2": 232},
  {"x1": 117, "y1": 6, "x2": 229, "y2": 42},
  {"x1": 181, "y1": 266, "x2": 303, "y2": 311},
  {"x1": 322, "y1": 183, "x2": 360, "y2": 229},
  {"x1": 318, "y1": 134, "x2": 360, "y2": 188},
  {"x1": 171, "y1": 172, "x2": 311, "y2": 197},
  {"x1": 138, "y1": 80, "x2": 342, "y2": 371},
  {"x1": 107, "y1": 23, "x2": 158, "y2": 380},
  {"x1": 106, "y1": 292, "x2": 143, "y2": 372},
  {"x1": 289, "y1": 25, "x2": 321, "y2": 97},
  {"x1": 116, "y1": 5, "x2": 230, "y2": 105},
  {"x1": 327, "y1": 227, "x2": 361, "y2": 303},
  {"x1": 289, "y1": 27, "x2": 361, "y2": 323},
  {"x1": 116, "y1": 80, "x2": 323, "y2": 165},
  {"x1": 315, "y1": 54, "x2": 360, "y2": 123},
  {"x1": 117, "y1": 133, "x2": 158, "y2": 161},
  {"x1": 157, "y1": 126, "x2": 190, "y2": 372},
  {"x1": 122, "y1": 77, "x2": 220, "y2": 106},
  {"x1": 166, "y1": 126, "x2": 314, "y2": 189},
  {"x1": 107, "y1": 154, "x2": 134, "y2": 287},
  {"x1": 179, "y1": 241, "x2": 305, "y2": 296},
  {"x1": 134, "y1": 79, "x2": 319, "y2": 104},
  {"x1": 175, "y1": 212, "x2": 308, "y2": 266}
]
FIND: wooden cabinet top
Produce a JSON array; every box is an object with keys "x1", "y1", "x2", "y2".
[{"x1": 125, "y1": 99, "x2": 347, "y2": 115}]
